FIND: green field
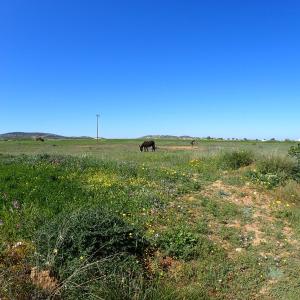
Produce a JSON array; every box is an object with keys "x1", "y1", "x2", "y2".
[
  {"x1": 0, "y1": 138, "x2": 295, "y2": 160},
  {"x1": 1, "y1": 139, "x2": 300, "y2": 299}
]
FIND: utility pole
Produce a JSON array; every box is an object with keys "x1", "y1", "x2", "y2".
[{"x1": 96, "y1": 114, "x2": 100, "y2": 142}]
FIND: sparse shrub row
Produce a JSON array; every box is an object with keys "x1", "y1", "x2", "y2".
[
  {"x1": 190, "y1": 150, "x2": 254, "y2": 174},
  {"x1": 190, "y1": 147, "x2": 300, "y2": 189}
]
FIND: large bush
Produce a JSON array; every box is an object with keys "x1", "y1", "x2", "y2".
[
  {"x1": 256, "y1": 156, "x2": 295, "y2": 176},
  {"x1": 219, "y1": 150, "x2": 254, "y2": 170},
  {"x1": 288, "y1": 144, "x2": 300, "y2": 181},
  {"x1": 34, "y1": 207, "x2": 150, "y2": 299},
  {"x1": 247, "y1": 156, "x2": 297, "y2": 188}
]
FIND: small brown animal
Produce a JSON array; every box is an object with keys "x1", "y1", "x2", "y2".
[{"x1": 139, "y1": 140, "x2": 156, "y2": 152}]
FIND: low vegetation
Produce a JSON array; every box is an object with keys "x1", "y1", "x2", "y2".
[{"x1": 1, "y1": 139, "x2": 300, "y2": 299}]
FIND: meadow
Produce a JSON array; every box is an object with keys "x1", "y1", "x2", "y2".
[{"x1": 1, "y1": 138, "x2": 300, "y2": 299}]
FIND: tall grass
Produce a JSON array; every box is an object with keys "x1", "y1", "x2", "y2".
[
  {"x1": 218, "y1": 150, "x2": 254, "y2": 170},
  {"x1": 246, "y1": 155, "x2": 298, "y2": 189}
]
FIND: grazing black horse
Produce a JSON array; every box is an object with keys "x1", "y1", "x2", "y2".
[
  {"x1": 139, "y1": 140, "x2": 156, "y2": 152},
  {"x1": 36, "y1": 137, "x2": 45, "y2": 142}
]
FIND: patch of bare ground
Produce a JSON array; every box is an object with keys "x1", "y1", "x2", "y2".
[
  {"x1": 258, "y1": 280, "x2": 278, "y2": 299},
  {"x1": 204, "y1": 180, "x2": 300, "y2": 247},
  {"x1": 227, "y1": 220, "x2": 267, "y2": 246},
  {"x1": 196, "y1": 179, "x2": 300, "y2": 297},
  {"x1": 282, "y1": 226, "x2": 300, "y2": 248},
  {"x1": 30, "y1": 267, "x2": 58, "y2": 292},
  {"x1": 171, "y1": 177, "x2": 300, "y2": 297},
  {"x1": 209, "y1": 232, "x2": 233, "y2": 252},
  {"x1": 195, "y1": 180, "x2": 274, "y2": 250},
  {"x1": 161, "y1": 146, "x2": 201, "y2": 151},
  {"x1": 145, "y1": 251, "x2": 183, "y2": 279},
  {"x1": 203, "y1": 180, "x2": 271, "y2": 210},
  {"x1": 181, "y1": 178, "x2": 300, "y2": 259}
]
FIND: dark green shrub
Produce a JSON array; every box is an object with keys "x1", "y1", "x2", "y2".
[
  {"x1": 248, "y1": 156, "x2": 296, "y2": 188},
  {"x1": 246, "y1": 171, "x2": 284, "y2": 189},
  {"x1": 256, "y1": 156, "x2": 295, "y2": 176},
  {"x1": 288, "y1": 144, "x2": 300, "y2": 180},
  {"x1": 34, "y1": 207, "x2": 150, "y2": 299},
  {"x1": 219, "y1": 150, "x2": 254, "y2": 170},
  {"x1": 288, "y1": 144, "x2": 300, "y2": 165}
]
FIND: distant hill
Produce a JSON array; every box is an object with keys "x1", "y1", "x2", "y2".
[{"x1": 0, "y1": 132, "x2": 92, "y2": 140}]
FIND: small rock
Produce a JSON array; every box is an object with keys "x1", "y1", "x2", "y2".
[
  {"x1": 235, "y1": 248, "x2": 243, "y2": 253},
  {"x1": 12, "y1": 241, "x2": 23, "y2": 248},
  {"x1": 12, "y1": 200, "x2": 20, "y2": 209}
]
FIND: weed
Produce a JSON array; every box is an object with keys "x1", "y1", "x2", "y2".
[
  {"x1": 257, "y1": 156, "x2": 295, "y2": 176},
  {"x1": 247, "y1": 156, "x2": 296, "y2": 188},
  {"x1": 200, "y1": 197, "x2": 240, "y2": 221},
  {"x1": 288, "y1": 143, "x2": 300, "y2": 180},
  {"x1": 247, "y1": 171, "x2": 283, "y2": 189},
  {"x1": 158, "y1": 226, "x2": 199, "y2": 260}
]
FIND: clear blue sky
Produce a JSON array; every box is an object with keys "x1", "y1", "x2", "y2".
[{"x1": 1, "y1": 0, "x2": 300, "y2": 139}]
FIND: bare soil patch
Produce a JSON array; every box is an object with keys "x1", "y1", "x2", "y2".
[
  {"x1": 201, "y1": 180, "x2": 298, "y2": 248},
  {"x1": 30, "y1": 267, "x2": 58, "y2": 292},
  {"x1": 203, "y1": 180, "x2": 272, "y2": 209},
  {"x1": 161, "y1": 146, "x2": 200, "y2": 151}
]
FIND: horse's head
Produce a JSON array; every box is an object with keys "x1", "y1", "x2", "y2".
[{"x1": 139, "y1": 145, "x2": 143, "y2": 152}]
